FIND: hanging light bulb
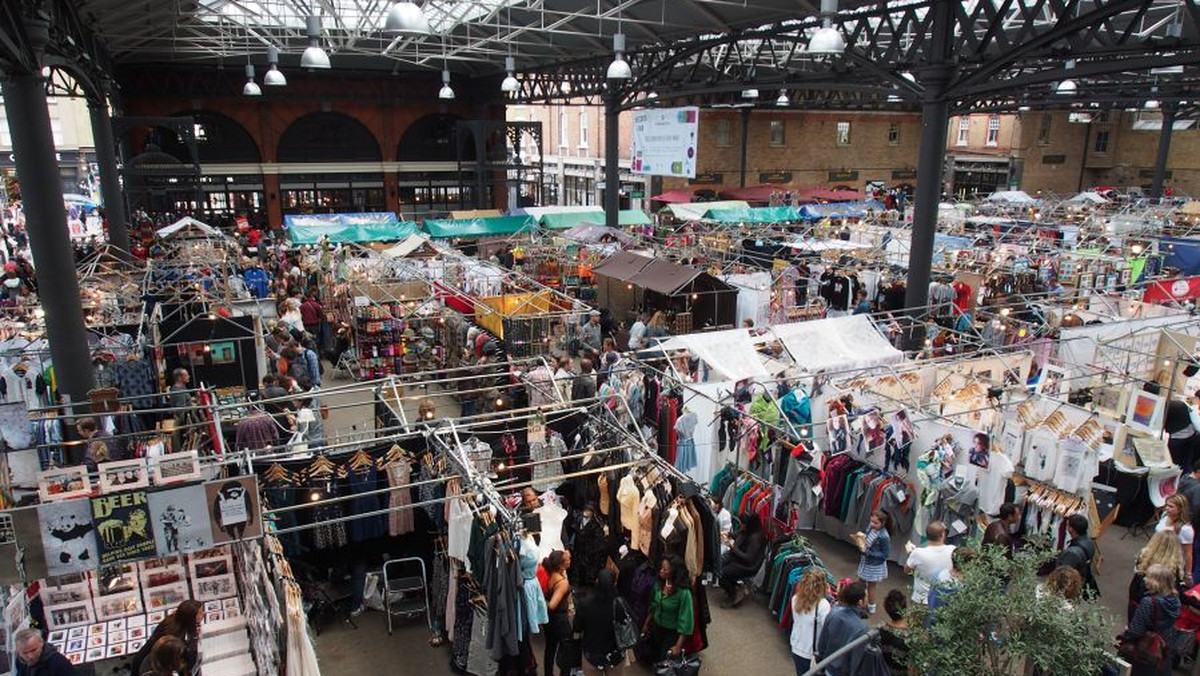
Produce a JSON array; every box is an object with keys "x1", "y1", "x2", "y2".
[
  {"x1": 301, "y1": 15, "x2": 331, "y2": 70},
  {"x1": 501, "y1": 56, "x2": 519, "y2": 93},
  {"x1": 775, "y1": 91, "x2": 790, "y2": 106},
  {"x1": 242, "y1": 63, "x2": 262, "y2": 96},
  {"x1": 384, "y1": 1, "x2": 430, "y2": 34},
  {"x1": 1055, "y1": 79, "x2": 1077, "y2": 95},
  {"x1": 808, "y1": 0, "x2": 845, "y2": 54},
  {"x1": 264, "y1": 46, "x2": 287, "y2": 86},
  {"x1": 742, "y1": 88, "x2": 759, "y2": 100},
  {"x1": 1144, "y1": 99, "x2": 1161, "y2": 110},
  {"x1": 439, "y1": 69, "x2": 455, "y2": 100},
  {"x1": 607, "y1": 33, "x2": 632, "y2": 80}
]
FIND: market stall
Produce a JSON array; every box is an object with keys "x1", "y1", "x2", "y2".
[{"x1": 592, "y1": 250, "x2": 737, "y2": 330}]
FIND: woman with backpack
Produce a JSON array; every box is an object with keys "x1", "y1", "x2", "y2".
[
  {"x1": 573, "y1": 569, "x2": 630, "y2": 672},
  {"x1": 1119, "y1": 564, "x2": 1180, "y2": 676}
]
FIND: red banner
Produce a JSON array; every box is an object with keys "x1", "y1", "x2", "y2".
[{"x1": 1144, "y1": 277, "x2": 1200, "y2": 303}]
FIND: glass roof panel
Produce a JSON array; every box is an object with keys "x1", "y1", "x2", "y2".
[{"x1": 196, "y1": 0, "x2": 527, "y2": 34}]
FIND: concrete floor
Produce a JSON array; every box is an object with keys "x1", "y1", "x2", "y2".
[{"x1": 310, "y1": 526, "x2": 1148, "y2": 676}]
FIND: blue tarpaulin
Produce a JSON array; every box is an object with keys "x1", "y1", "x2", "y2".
[
  {"x1": 1162, "y1": 236, "x2": 1200, "y2": 274},
  {"x1": 797, "y1": 200, "x2": 885, "y2": 221}
]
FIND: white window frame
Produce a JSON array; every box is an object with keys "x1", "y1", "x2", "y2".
[
  {"x1": 985, "y1": 115, "x2": 1000, "y2": 147},
  {"x1": 1037, "y1": 115, "x2": 1052, "y2": 146},
  {"x1": 49, "y1": 117, "x2": 63, "y2": 147},
  {"x1": 558, "y1": 111, "x2": 568, "y2": 149},
  {"x1": 888, "y1": 123, "x2": 900, "y2": 146},
  {"x1": 1094, "y1": 129, "x2": 1110, "y2": 154},
  {"x1": 716, "y1": 119, "x2": 732, "y2": 148},
  {"x1": 768, "y1": 120, "x2": 785, "y2": 147},
  {"x1": 956, "y1": 117, "x2": 970, "y2": 146},
  {"x1": 578, "y1": 112, "x2": 589, "y2": 148},
  {"x1": 836, "y1": 121, "x2": 851, "y2": 146}
]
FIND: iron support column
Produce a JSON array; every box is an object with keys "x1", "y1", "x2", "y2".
[
  {"x1": 604, "y1": 87, "x2": 620, "y2": 229},
  {"x1": 739, "y1": 108, "x2": 751, "y2": 188},
  {"x1": 1151, "y1": 105, "x2": 1177, "y2": 200},
  {"x1": 3, "y1": 74, "x2": 96, "y2": 414},
  {"x1": 88, "y1": 99, "x2": 131, "y2": 257}
]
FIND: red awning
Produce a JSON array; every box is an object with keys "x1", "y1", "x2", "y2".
[
  {"x1": 794, "y1": 187, "x2": 863, "y2": 203},
  {"x1": 650, "y1": 190, "x2": 697, "y2": 204}
]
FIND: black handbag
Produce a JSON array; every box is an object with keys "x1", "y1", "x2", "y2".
[
  {"x1": 556, "y1": 637, "x2": 583, "y2": 670},
  {"x1": 613, "y1": 598, "x2": 639, "y2": 650},
  {"x1": 654, "y1": 652, "x2": 701, "y2": 676}
]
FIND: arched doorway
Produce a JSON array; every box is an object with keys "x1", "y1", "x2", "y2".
[
  {"x1": 396, "y1": 113, "x2": 481, "y2": 217},
  {"x1": 277, "y1": 112, "x2": 385, "y2": 214},
  {"x1": 165, "y1": 111, "x2": 264, "y2": 220}
]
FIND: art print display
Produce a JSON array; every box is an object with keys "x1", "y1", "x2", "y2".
[
  {"x1": 884, "y1": 410, "x2": 914, "y2": 473},
  {"x1": 1092, "y1": 385, "x2": 1130, "y2": 420},
  {"x1": 1035, "y1": 365, "x2": 1071, "y2": 401},
  {"x1": 826, "y1": 400, "x2": 852, "y2": 455},
  {"x1": 38, "y1": 466, "x2": 92, "y2": 503},
  {"x1": 968, "y1": 431, "x2": 991, "y2": 469},
  {"x1": 1126, "y1": 390, "x2": 1166, "y2": 435},
  {"x1": 38, "y1": 500, "x2": 99, "y2": 576},
  {"x1": 857, "y1": 409, "x2": 887, "y2": 466},
  {"x1": 148, "y1": 451, "x2": 202, "y2": 486},
  {"x1": 97, "y1": 459, "x2": 149, "y2": 494},
  {"x1": 90, "y1": 491, "x2": 156, "y2": 565},
  {"x1": 1130, "y1": 433, "x2": 1171, "y2": 468},
  {"x1": 204, "y1": 476, "x2": 261, "y2": 543},
  {"x1": 1054, "y1": 435, "x2": 1092, "y2": 493},
  {"x1": 148, "y1": 484, "x2": 213, "y2": 555},
  {"x1": 1022, "y1": 429, "x2": 1061, "y2": 482}
]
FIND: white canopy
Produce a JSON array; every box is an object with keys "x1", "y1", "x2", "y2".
[
  {"x1": 770, "y1": 315, "x2": 904, "y2": 374},
  {"x1": 1066, "y1": 191, "x2": 1109, "y2": 205},
  {"x1": 658, "y1": 328, "x2": 771, "y2": 382},
  {"x1": 521, "y1": 205, "x2": 603, "y2": 221},
  {"x1": 157, "y1": 217, "x2": 221, "y2": 239},
  {"x1": 985, "y1": 190, "x2": 1039, "y2": 205},
  {"x1": 381, "y1": 234, "x2": 434, "y2": 259},
  {"x1": 664, "y1": 200, "x2": 750, "y2": 222}
]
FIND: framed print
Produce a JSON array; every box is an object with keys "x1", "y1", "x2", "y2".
[
  {"x1": 1036, "y1": 364, "x2": 1071, "y2": 400},
  {"x1": 148, "y1": 484, "x2": 213, "y2": 555},
  {"x1": 1131, "y1": 433, "x2": 1171, "y2": 468},
  {"x1": 38, "y1": 500, "x2": 99, "y2": 576},
  {"x1": 38, "y1": 467, "x2": 92, "y2": 503},
  {"x1": 148, "y1": 451, "x2": 201, "y2": 487},
  {"x1": 193, "y1": 573, "x2": 235, "y2": 602},
  {"x1": 1092, "y1": 385, "x2": 1130, "y2": 420},
  {"x1": 97, "y1": 459, "x2": 149, "y2": 494},
  {"x1": 209, "y1": 341, "x2": 236, "y2": 365},
  {"x1": 204, "y1": 477, "x2": 262, "y2": 544},
  {"x1": 45, "y1": 601, "x2": 94, "y2": 630},
  {"x1": 1126, "y1": 390, "x2": 1166, "y2": 435},
  {"x1": 91, "y1": 491, "x2": 156, "y2": 564}
]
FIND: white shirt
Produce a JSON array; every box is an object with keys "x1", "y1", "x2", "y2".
[
  {"x1": 1157, "y1": 515, "x2": 1196, "y2": 546},
  {"x1": 906, "y1": 543, "x2": 956, "y2": 603},
  {"x1": 716, "y1": 508, "x2": 732, "y2": 555},
  {"x1": 790, "y1": 598, "x2": 831, "y2": 658},
  {"x1": 628, "y1": 321, "x2": 647, "y2": 350},
  {"x1": 978, "y1": 452, "x2": 1015, "y2": 516}
]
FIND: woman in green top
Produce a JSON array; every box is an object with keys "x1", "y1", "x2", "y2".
[{"x1": 641, "y1": 555, "x2": 695, "y2": 661}]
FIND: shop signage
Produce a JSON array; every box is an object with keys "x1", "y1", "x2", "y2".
[
  {"x1": 891, "y1": 170, "x2": 917, "y2": 180},
  {"x1": 690, "y1": 172, "x2": 722, "y2": 185},
  {"x1": 630, "y1": 191, "x2": 645, "y2": 198},
  {"x1": 829, "y1": 170, "x2": 859, "y2": 182},
  {"x1": 759, "y1": 172, "x2": 792, "y2": 184},
  {"x1": 1138, "y1": 169, "x2": 1172, "y2": 179},
  {"x1": 631, "y1": 106, "x2": 700, "y2": 178},
  {"x1": 1042, "y1": 155, "x2": 1067, "y2": 164},
  {"x1": 1144, "y1": 276, "x2": 1200, "y2": 303}
]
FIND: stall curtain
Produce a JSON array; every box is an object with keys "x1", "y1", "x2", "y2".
[{"x1": 721, "y1": 272, "x2": 772, "y2": 328}]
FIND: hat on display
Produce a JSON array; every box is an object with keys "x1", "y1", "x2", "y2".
[
  {"x1": 421, "y1": 327, "x2": 436, "y2": 340},
  {"x1": 402, "y1": 328, "x2": 417, "y2": 340}
]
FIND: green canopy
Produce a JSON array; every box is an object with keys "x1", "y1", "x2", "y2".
[
  {"x1": 422, "y1": 215, "x2": 536, "y2": 238},
  {"x1": 704, "y1": 205, "x2": 801, "y2": 223},
  {"x1": 287, "y1": 221, "x2": 419, "y2": 244},
  {"x1": 539, "y1": 210, "x2": 651, "y2": 230}
]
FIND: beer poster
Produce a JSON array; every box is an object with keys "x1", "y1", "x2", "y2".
[{"x1": 91, "y1": 491, "x2": 156, "y2": 565}]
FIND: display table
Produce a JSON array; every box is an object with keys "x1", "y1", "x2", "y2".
[{"x1": 48, "y1": 597, "x2": 240, "y2": 666}]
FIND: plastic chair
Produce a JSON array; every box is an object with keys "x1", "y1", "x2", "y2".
[{"x1": 382, "y1": 557, "x2": 430, "y2": 636}]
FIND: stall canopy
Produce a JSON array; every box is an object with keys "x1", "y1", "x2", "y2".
[
  {"x1": 157, "y1": 216, "x2": 222, "y2": 239},
  {"x1": 560, "y1": 224, "x2": 636, "y2": 244},
  {"x1": 450, "y1": 209, "x2": 504, "y2": 220},
  {"x1": 985, "y1": 190, "x2": 1039, "y2": 205},
  {"x1": 422, "y1": 215, "x2": 536, "y2": 239},
  {"x1": 651, "y1": 189, "x2": 698, "y2": 204},
  {"x1": 1162, "y1": 236, "x2": 1200, "y2": 274},
  {"x1": 704, "y1": 205, "x2": 801, "y2": 223},
  {"x1": 1180, "y1": 201, "x2": 1200, "y2": 215},
  {"x1": 794, "y1": 188, "x2": 863, "y2": 203},
  {"x1": 628, "y1": 258, "x2": 704, "y2": 294},
  {"x1": 380, "y1": 234, "x2": 439, "y2": 259},
  {"x1": 539, "y1": 209, "x2": 653, "y2": 230},
  {"x1": 664, "y1": 200, "x2": 750, "y2": 221},
  {"x1": 592, "y1": 250, "x2": 653, "y2": 279},
  {"x1": 1065, "y1": 191, "x2": 1109, "y2": 205},
  {"x1": 518, "y1": 205, "x2": 603, "y2": 221},
  {"x1": 659, "y1": 328, "x2": 771, "y2": 382},
  {"x1": 798, "y1": 200, "x2": 885, "y2": 221},
  {"x1": 771, "y1": 315, "x2": 904, "y2": 373},
  {"x1": 284, "y1": 213, "x2": 418, "y2": 244}
]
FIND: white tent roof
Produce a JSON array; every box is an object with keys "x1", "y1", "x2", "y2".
[
  {"x1": 658, "y1": 328, "x2": 771, "y2": 382},
  {"x1": 664, "y1": 200, "x2": 750, "y2": 221},
  {"x1": 770, "y1": 315, "x2": 904, "y2": 373},
  {"x1": 985, "y1": 190, "x2": 1039, "y2": 205},
  {"x1": 157, "y1": 217, "x2": 221, "y2": 239},
  {"x1": 521, "y1": 205, "x2": 604, "y2": 220},
  {"x1": 381, "y1": 234, "x2": 434, "y2": 259},
  {"x1": 1066, "y1": 191, "x2": 1109, "y2": 204}
]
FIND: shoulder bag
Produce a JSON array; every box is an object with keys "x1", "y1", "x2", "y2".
[
  {"x1": 1117, "y1": 597, "x2": 1171, "y2": 672},
  {"x1": 613, "y1": 597, "x2": 639, "y2": 650}
]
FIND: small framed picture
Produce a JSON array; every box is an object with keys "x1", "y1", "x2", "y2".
[
  {"x1": 97, "y1": 459, "x2": 149, "y2": 494},
  {"x1": 66, "y1": 638, "x2": 85, "y2": 653},
  {"x1": 87, "y1": 635, "x2": 105, "y2": 649},
  {"x1": 126, "y1": 615, "x2": 147, "y2": 628},
  {"x1": 148, "y1": 611, "x2": 166, "y2": 623},
  {"x1": 106, "y1": 618, "x2": 127, "y2": 632},
  {"x1": 106, "y1": 643, "x2": 126, "y2": 658},
  {"x1": 85, "y1": 647, "x2": 105, "y2": 662},
  {"x1": 47, "y1": 602, "x2": 95, "y2": 630},
  {"x1": 1036, "y1": 364, "x2": 1071, "y2": 401},
  {"x1": 148, "y1": 451, "x2": 202, "y2": 487},
  {"x1": 48, "y1": 630, "x2": 67, "y2": 644},
  {"x1": 67, "y1": 627, "x2": 87, "y2": 640},
  {"x1": 128, "y1": 639, "x2": 145, "y2": 654},
  {"x1": 108, "y1": 629, "x2": 127, "y2": 644},
  {"x1": 1126, "y1": 390, "x2": 1166, "y2": 436},
  {"x1": 38, "y1": 466, "x2": 92, "y2": 503},
  {"x1": 67, "y1": 652, "x2": 84, "y2": 665},
  {"x1": 128, "y1": 626, "x2": 147, "y2": 641},
  {"x1": 87, "y1": 624, "x2": 105, "y2": 637}
]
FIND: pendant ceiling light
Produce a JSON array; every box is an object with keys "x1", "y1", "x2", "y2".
[
  {"x1": 1144, "y1": 99, "x2": 1161, "y2": 110},
  {"x1": 501, "y1": 56, "x2": 519, "y2": 93},
  {"x1": 264, "y1": 46, "x2": 287, "y2": 86},
  {"x1": 775, "y1": 91, "x2": 790, "y2": 106},
  {"x1": 808, "y1": 0, "x2": 845, "y2": 54},
  {"x1": 243, "y1": 64, "x2": 262, "y2": 96},
  {"x1": 301, "y1": 15, "x2": 331, "y2": 70},
  {"x1": 384, "y1": 1, "x2": 430, "y2": 34},
  {"x1": 742, "y1": 88, "x2": 759, "y2": 99},
  {"x1": 607, "y1": 33, "x2": 632, "y2": 80},
  {"x1": 1054, "y1": 79, "x2": 1077, "y2": 95},
  {"x1": 439, "y1": 70, "x2": 455, "y2": 100}
]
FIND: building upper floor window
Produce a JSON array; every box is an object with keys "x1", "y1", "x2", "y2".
[
  {"x1": 1037, "y1": 115, "x2": 1052, "y2": 146},
  {"x1": 836, "y1": 121, "x2": 851, "y2": 146},
  {"x1": 0, "y1": 118, "x2": 10, "y2": 147},
  {"x1": 579, "y1": 112, "x2": 589, "y2": 148},
  {"x1": 1094, "y1": 129, "x2": 1110, "y2": 154},
  {"x1": 769, "y1": 120, "x2": 785, "y2": 147},
  {"x1": 558, "y1": 111, "x2": 568, "y2": 148},
  {"x1": 986, "y1": 115, "x2": 1001, "y2": 147},
  {"x1": 716, "y1": 119, "x2": 732, "y2": 147},
  {"x1": 888, "y1": 123, "x2": 900, "y2": 146},
  {"x1": 956, "y1": 117, "x2": 970, "y2": 146}
]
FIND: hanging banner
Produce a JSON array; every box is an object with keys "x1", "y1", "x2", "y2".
[
  {"x1": 148, "y1": 484, "x2": 215, "y2": 555},
  {"x1": 631, "y1": 107, "x2": 699, "y2": 178},
  {"x1": 1144, "y1": 276, "x2": 1200, "y2": 304},
  {"x1": 205, "y1": 476, "x2": 262, "y2": 544},
  {"x1": 92, "y1": 491, "x2": 157, "y2": 565},
  {"x1": 38, "y1": 500, "x2": 100, "y2": 576}
]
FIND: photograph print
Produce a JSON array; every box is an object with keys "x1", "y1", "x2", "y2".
[
  {"x1": 148, "y1": 484, "x2": 213, "y2": 555},
  {"x1": 37, "y1": 500, "x2": 99, "y2": 576}
]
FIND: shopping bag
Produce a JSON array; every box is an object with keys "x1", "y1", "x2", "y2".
[
  {"x1": 556, "y1": 638, "x2": 583, "y2": 670},
  {"x1": 653, "y1": 652, "x2": 701, "y2": 676},
  {"x1": 362, "y1": 572, "x2": 384, "y2": 611}
]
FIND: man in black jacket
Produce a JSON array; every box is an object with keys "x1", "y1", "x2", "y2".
[
  {"x1": 1056, "y1": 514, "x2": 1099, "y2": 596},
  {"x1": 15, "y1": 628, "x2": 75, "y2": 676}
]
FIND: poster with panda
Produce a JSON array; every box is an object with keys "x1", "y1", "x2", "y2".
[
  {"x1": 90, "y1": 491, "x2": 157, "y2": 565},
  {"x1": 147, "y1": 484, "x2": 213, "y2": 555},
  {"x1": 38, "y1": 500, "x2": 99, "y2": 576}
]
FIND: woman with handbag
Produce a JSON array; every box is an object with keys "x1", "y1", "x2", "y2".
[
  {"x1": 641, "y1": 556, "x2": 694, "y2": 663},
  {"x1": 573, "y1": 570, "x2": 626, "y2": 672},
  {"x1": 1119, "y1": 564, "x2": 1181, "y2": 676},
  {"x1": 542, "y1": 550, "x2": 574, "y2": 676},
  {"x1": 789, "y1": 567, "x2": 832, "y2": 676}
]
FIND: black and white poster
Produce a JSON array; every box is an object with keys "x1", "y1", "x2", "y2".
[
  {"x1": 38, "y1": 500, "x2": 99, "y2": 576},
  {"x1": 205, "y1": 476, "x2": 261, "y2": 544},
  {"x1": 91, "y1": 491, "x2": 156, "y2": 565},
  {"x1": 148, "y1": 485, "x2": 213, "y2": 555}
]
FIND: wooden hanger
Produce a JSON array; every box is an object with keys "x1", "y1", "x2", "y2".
[
  {"x1": 264, "y1": 463, "x2": 291, "y2": 485},
  {"x1": 349, "y1": 449, "x2": 375, "y2": 472},
  {"x1": 307, "y1": 454, "x2": 337, "y2": 480},
  {"x1": 379, "y1": 444, "x2": 407, "y2": 469}
]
